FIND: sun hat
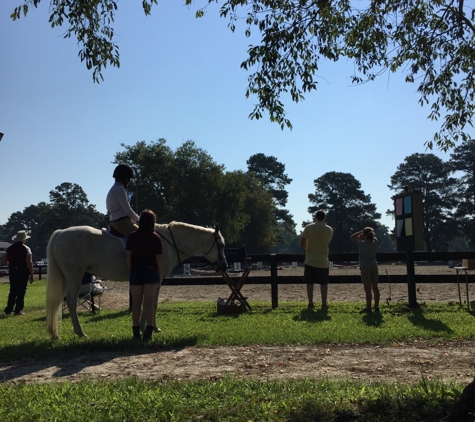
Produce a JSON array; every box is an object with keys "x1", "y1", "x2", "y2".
[{"x1": 12, "y1": 230, "x2": 30, "y2": 242}]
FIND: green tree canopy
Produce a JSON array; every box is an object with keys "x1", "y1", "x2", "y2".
[
  {"x1": 3, "y1": 202, "x2": 52, "y2": 259},
  {"x1": 114, "y1": 140, "x2": 278, "y2": 252},
  {"x1": 11, "y1": 0, "x2": 475, "y2": 149},
  {"x1": 213, "y1": 170, "x2": 277, "y2": 252},
  {"x1": 247, "y1": 153, "x2": 292, "y2": 208},
  {"x1": 388, "y1": 153, "x2": 458, "y2": 251},
  {"x1": 2, "y1": 184, "x2": 106, "y2": 259},
  {"x1": 114, "y1": 139, "x2": 225, "y2": 225},
  {"x1": 448, "y1": 140, "x2": 475, "y2": 248},
  {"x1": 45, "y1": 182, "x2": 106, "y2": 230},
  {"x1": 308, "y1": 171, "x2": 382, "y2": 253},
  {"x1": 115, "y1": 139, "x2": 175, "y2": 218},
  {"x1": 247, "y1": 153, "x2": 295, "y2": 236},
  {"x1": 270, "y1": 222, "x2": 301, "y2": 254},
  {"x1": 171, "y1": 141, "x2": 226, "y2": 224}
]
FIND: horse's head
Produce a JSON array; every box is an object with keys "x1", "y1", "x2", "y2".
[{"x1": 204, "y1": 224, "x2": 228, "y2": 273}]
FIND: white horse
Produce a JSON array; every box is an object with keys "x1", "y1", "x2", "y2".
[{"x1": 46, "y1": 222, "x2": 227, "y2": 339}]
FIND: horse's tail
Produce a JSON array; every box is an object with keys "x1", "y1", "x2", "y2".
[{"x1": 46, "y1": 230, "x2": 66, "y2": 339}]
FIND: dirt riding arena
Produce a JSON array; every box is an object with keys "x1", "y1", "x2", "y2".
[{"x1": 1, "y1": 265, "x2": 475, "y2": 385}]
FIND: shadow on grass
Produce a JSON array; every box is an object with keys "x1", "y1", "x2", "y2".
[
  {"x1": 385, "y1": 303, "x2": 454, "y2": 333},
  {"x1": 0, "y1": 336, "x2": 199, "y2": 383},
  {"x1": 294, "y1": 308, "x2": 332, "y2": 323},
  {"x1": 0, "y1": 334, "x2": 200, "y2": 357},
  {"x1": 362, "y1": 312, "x2": 384, "y2": 327},
  {"x1": 407, "y1": 311, "x2": 454, "y2": 333},
  {"x1": 88, "y1": 309, "x2": 130, "y2": 322},
  {"x1": 285, "y1": 395, "x2": 452, "y2": 422}
]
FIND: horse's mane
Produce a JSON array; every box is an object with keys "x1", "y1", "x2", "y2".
[{"x1": 155, "y1": 221, "x2": 214, "y2": 233}]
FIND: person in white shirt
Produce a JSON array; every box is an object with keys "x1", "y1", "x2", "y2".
[
  {"x1": 106, "y1": 164, "x2": 140, "y2": 237},
  {"x1": 350, "y1": 227, "x2": 380, "y2": 313}
]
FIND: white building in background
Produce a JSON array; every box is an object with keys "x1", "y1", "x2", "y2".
[
  {"x1": 0, "y1": 242, "x2": 11, "y2": 261},
  {"x1": 1, "y1": 242, "x2": 11, "y2": 275}
]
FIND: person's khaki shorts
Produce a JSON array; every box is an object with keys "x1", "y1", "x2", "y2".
[{"x1": 360, "y1": 264, "x2": 379, "y2": 284}]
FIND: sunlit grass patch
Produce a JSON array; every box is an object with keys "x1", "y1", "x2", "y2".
[{"x1": 0, "y1": 377, "x2": 463, "y2": 422}]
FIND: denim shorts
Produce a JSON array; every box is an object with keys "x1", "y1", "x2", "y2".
[{"x1": 129, "y1": 266, "x2": 159, "y2": 286}]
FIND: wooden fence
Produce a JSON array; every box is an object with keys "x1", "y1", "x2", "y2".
[
  {"x1": 2, "y1": 251, "x2": 474, "y2": 308},
  {"x1": 166, "y1": 251, "x2": 475, "y2": 308}
]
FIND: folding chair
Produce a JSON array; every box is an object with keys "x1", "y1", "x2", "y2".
[
  {"x1": 221, "y1": 247, "x2": 252, "y2": 311},
  {"x1": 63, "y1": 273, "x2": 104, "y2": 314}
]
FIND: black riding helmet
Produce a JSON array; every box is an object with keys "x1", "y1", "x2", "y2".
[{"x1": 113, "y1": 164, "x2": 134, "y2": 186}]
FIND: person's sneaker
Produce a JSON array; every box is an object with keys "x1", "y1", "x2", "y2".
[
  {"x1": 307, "y1": 303, "x2": 315, "y2": 309},
  {"x1": 359, "y1": 308, "x2": 372, "y2": 314},
  {"x1": 14, "y1": 311, "x2": 25, "y2": 316}
]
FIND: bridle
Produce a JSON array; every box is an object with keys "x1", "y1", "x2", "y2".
[
  {"x1": 205, "y1": 230, "x2": 227, "y2": 268},
  {"x1": 161, "y1": 226, "x2": 226, "y2": 268}
]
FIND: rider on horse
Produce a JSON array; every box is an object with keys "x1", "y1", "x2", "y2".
[{"x1": 106, "y1": 164, "x2": 139, "y2": 237}]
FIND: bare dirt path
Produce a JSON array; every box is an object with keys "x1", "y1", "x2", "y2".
[
  {"x1": 1, "y1": 341, "x2": 474, "y2": 385},
  {"x1": 1, "y1": 265, "x2": 474, "y2": 385}
]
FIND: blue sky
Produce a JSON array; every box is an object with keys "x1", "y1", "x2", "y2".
[{"x1": 0, "y1": 0, "x2": 454, "y2": 234}]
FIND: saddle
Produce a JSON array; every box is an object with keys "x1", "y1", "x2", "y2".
[{"x1": 102, "y1": 227, "x2": 127, "y2": 249}]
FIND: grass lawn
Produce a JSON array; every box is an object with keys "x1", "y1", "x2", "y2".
[{"x1": 0, "y1": 279, "x2": 474, "y2": 421}]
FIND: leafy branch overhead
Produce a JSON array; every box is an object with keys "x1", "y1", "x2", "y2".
[
  {"x1": 11, "y1": 0, "x2": 475, "y2": 149},
  {"x1": 10, "y1": 0, "x2": 158, "y2": 82}
]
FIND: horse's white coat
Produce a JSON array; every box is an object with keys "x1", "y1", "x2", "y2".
[{"x1": 46, "y1": 222, "x2": 226, "y2": 338}]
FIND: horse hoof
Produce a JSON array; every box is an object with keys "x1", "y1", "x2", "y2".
[{"x1": 154, "y1": 326, "x2": 161, "y2": 333}]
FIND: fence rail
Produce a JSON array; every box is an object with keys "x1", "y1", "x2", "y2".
[
  {"x1": 165, "y1": 251, "x2": 475, "y2": 308},
  {"x1": 1, "y1": 252, "x2": 474, "y2": 307},
  {"x1": 0, "y1": 265, "x2": 48, "y2": 279}
]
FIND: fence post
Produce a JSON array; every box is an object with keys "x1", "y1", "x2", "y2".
[
  {"x1": 270, "y1": 254, "x2": 278, "y2": 308},
  {"x1": 406, "y1": 250, "x2": 418, "y2": 307}
]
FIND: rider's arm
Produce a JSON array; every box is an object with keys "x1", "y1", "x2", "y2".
[{"x1": 116, "y1": 188, "x2": 140, "y2": 223}]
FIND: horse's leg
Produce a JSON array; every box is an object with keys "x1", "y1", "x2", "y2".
[
  {"x1": 65, "y1": 274, "x2": 88, "y2": 338},
  {"x1": 153, "y1": 282, "x2": 162, "y2": 332},
  {"x1": 46, "y1": 230, "x2": 66, "y2": 339}
]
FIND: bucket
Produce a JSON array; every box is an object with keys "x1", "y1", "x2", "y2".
[{"x1": 217, "y1": 298, "x2": 246, "y2": 315}]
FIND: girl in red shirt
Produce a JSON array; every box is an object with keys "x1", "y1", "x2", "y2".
[{"x1": 125, "y1": 209, "x2": 162, "y2": 342}]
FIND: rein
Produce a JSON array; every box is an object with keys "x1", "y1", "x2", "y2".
[
  {"x1": 166, "y1": 226, "x2": 182, "y2": 267},
  {"x1": 160, "y1": 225, "x2": 225, "y2": 268}
]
